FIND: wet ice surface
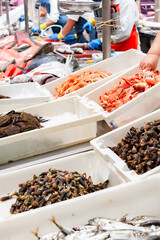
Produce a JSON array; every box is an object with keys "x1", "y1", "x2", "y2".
[
  {"x1": 41, "y1": 113, "x2": 79, "y2": 128},
  {"x1": 0, "y1": 84, "x2": 51, "y2": 99}
]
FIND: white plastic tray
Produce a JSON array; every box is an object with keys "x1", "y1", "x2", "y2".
[
  {"x1": 43, "y1": 50, "x2": 145, "y2": 98},
  {"x1": 84, "y1": 65, "x2": 160, "y2": 128},
  {"x1": 0, "y1": 96, "x2": 102, "y2": 164},
  {"x1": 91, "y1": 109, "x2": 160, "y2": 181},
  {"x1": 0, "y1": 174, "x2": 160, "y2": 240},
  {"x1": 0, "y1": 83, "x2": 52, "y2": 113},
  {"x1": 0, "y1": 150, "x2": 126, "y2": 221}
]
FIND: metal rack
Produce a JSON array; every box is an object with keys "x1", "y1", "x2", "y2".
[
  {"x1": 0, "y1": 0, "x2": 10, "y2": 24},
  {"x1": 24, "y1": 0, "x2": 29, "y2": 33},
  {"x1": 102, "y1": 0, "x2": 111, "y2": 59},
  {"x1": 0, "y1": 0, "x2": 2, "y2": 16},
  {"x1": 155, "y1": 0, "x2": 160, "y2": 22}
]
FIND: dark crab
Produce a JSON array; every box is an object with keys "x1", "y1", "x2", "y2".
[{"x1": 0, "y1": 110, "x2": 45, "y2": 138}]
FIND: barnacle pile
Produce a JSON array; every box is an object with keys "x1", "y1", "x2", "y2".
[
  {"x1": 0, "y1": 169, "x2": 109, "y2": 214},
  {"x1": 110, "y1": 120, "x2": 160, "y2": 174}
]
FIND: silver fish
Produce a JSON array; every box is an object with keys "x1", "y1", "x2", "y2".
[
  {"x1": 126, "y1": 216, "x2": 160, "y2": 225},
  {"x1": 64, "y1": 228, "x2": 98, "y2": 240},
  {"x1": 50, "y1": 217, "x2": 74, "y2": 236},
  {"x1": 88, "y1": 217, "x2": 146, "y2": 232},
  {"x1": 71, "y1": 48, "x2": 84, "y2": 54},
  {"x1": 39, "y1": 216, "x2": 160, "y2": 240},
  {"x1": 86, "y1": 232, "x2": 110, "y2": 239},
  {"x1": 73, "y1": 225, "x2": 97, "y2": 231},
  {"x1": 40, "y1": 231, "x2": 65, "y2": 240}
]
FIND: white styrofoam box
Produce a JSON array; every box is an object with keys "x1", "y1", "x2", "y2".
[
  {"x1": 0, "y1": 82, "x2": 52, "y2": 113},
  {"x1": 84, "y1": 65, "x2": 160, "y2": 128},
  {"x1": 0, "y1": 150, "x2": 126, "y2": 221},
  {"x1": 0, "y1": 96, "x2": 102, "y2": 164},
  {"x1": 90, "y1": 109, "x2": 160, "y2": 181},
  {"x1": 42, "y1": 50, "x2": 145, "y2": 98},
  {"x1": 0, "y1": 174, "x2": 160, "y2": 240}
]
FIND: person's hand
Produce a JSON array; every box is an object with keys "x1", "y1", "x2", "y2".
[
  {"x1": 139, "y1": 53, "x2": 159, "y2": 70},
  {"x1": 40, "y1": 23, "x2": 47, "y2": 30},
  {"x1": 19, "y1": 14, "x2": 25, "y2": 22},
  {"x1": 88, "y1": 38, "x2": 102, "y2": 50},
  {"x1": 139, "y1": 13, "x2": 144, "y2": 20},
  {"x1": 45, "y1": 32, "x2": 65, "y2": 42},
  {"x1": 48, "y1": 33, "x2": 59, "y2": 40},
  {"x1": 32, "y1": 26, "x2": 41, "y2": 33},
  {"x1": 18, "y1": 14, "x2": 32, "y2": 23},
  {"x1": 64, "y1": 34, "x2": 77, "y2": 41},
  {"x1": 83, "y1": 22, "x2": 93, "y2": 33}
]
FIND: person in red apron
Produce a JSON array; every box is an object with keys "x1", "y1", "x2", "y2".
[
  {"x1": 111, "y1": 25, "x2": 138, "y2": 51},
  {"x1": 84, "y1": 0, "x2": 139, "y2": 51}
]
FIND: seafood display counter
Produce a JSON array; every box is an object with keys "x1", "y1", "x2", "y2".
[{"x1": 0, "y1": 49, "x2": 160, "y2": 240}]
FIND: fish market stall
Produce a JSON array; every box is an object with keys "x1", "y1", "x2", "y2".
[
  {"x1": 1, "y1": 1, "x2": 160, "y2": 238},
  {"x1": 0, "y1": 32, "x2": 72, "y2": 84},
  {"x1": 0, "y1": 0, "x2": 99, "y2": 84}
]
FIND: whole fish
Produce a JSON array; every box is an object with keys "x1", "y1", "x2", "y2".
[
  {"x1": 37, "y1": 216, "x2": 160, "y2": 240},
  {"x1": 64, "y1": 229, "x2": 98, "y2": 240},
  {"x1": 0, "y1": 59, "x2": 15, "y2": 72},
  {"x1": 26, "y1": 55, "x2": 61, "y2": 71},
  {"x1": 88, "y1": 217, "x2": 146, "y2": 231},
  {"x1": 40, "y1": 232, "x2": 65, "y2": 240},
  {"x1": 26, "y1": 43, "x2": 54, "y2": 61}
]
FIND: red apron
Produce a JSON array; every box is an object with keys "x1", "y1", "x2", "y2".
[{"x1": 111, "y1": 25, "x2": 138, "y2": 51}]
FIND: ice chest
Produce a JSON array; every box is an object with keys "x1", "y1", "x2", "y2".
[
  {"x1": 0, "y1": 150, "x2": 126, "y2": 222},
  {"x1": 84, "y1": 65, "x2": 160, "y2": 128},
  {"x1": 0, "y1": 96, "x2": 102, "y2": 164},
  {"x1": 91, "y1": 109, "x2": 160, "y2": 181},
  {"x1": 0, "y1": 174, "x2": 160, "y2": 240}
]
